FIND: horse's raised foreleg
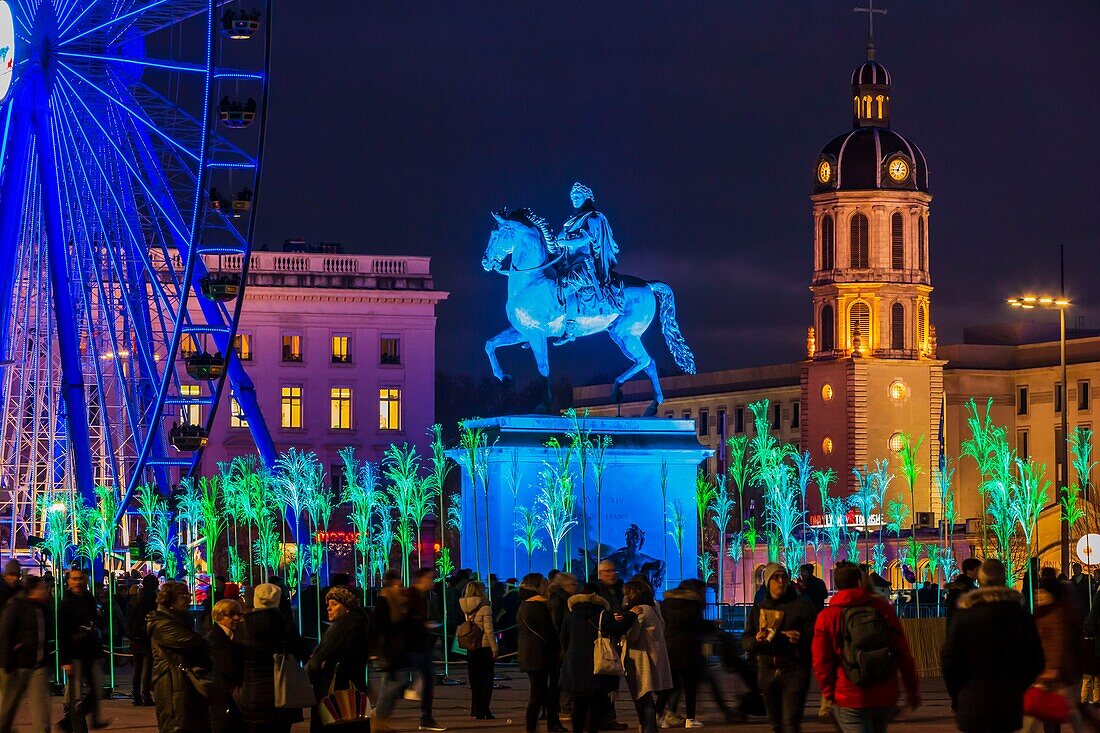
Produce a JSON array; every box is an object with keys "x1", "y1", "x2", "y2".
[
  {"x1": 485, "y1": 326, "x2": 526, "y2": 383},
  {"x1": 607, "y1": 330, "x2": 658, "y2": 413},
  {"x1": 527, "y1": 336, "x2": 555, "y2": 413}
]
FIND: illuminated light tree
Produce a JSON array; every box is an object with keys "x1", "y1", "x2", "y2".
[
  {"x1": 1014, "y1": 456, "x2": 1050, "y2": 606},
  {"x1": 447, "y1": 492, "x2": 463, "y2": 536},
  {"x1": 884, "y1": 498, "x2": 910, "y2": 537},
  {"x1": 1064, "y1": 427, "x2": 1095, "y2": 534},
  {"x1": 743, "y1": 516, "x2": 758, "y2": 575},
  {"x1": 254, "y1": 510, "x2": 283, "y2": 581},
  {"x1": 851, "y1": 460, "x2": 891, "y2": 562},
  {"x1": 727, "y1": 435, "x2": 752, "y2": 595},
  {"x1": 273, "y1": 448, "x2": 323, "y2": 622},
  {"x1": 667, "y1": 499, "x2": 687, "y2": 580},
  {"x1": 514, "y1": 506, "x2": 544, "y2": 573},
  {"x1": 428, "y1": 425, "x2": 456, "y2": 573},
  {"x1": 566, "y1": 408, "x2": 593, "y2": 580},
  {"x1": 936, "y1": 456, "x2": 959, "y2": 553},
  {"x1": 505, "y1": 448, "x2": 522, "y2": 580},
  {"x1": 727, "y1": 533, "x2": 745, "y2": 603},
  {"x1": 794, "y1": 451, "x2": 813, "y2": 562},
  {"x1": 694, "y1": 472, "x2": 717, "y2": 558},
  {"x1": 823, "y1": 497, "x2": 848, "y2": 571},
  {"x1": 176, "y1": 478, "x2": 204, "y2": 592},
  {"x1": 459, "y1": 422, "x2": 490, "y2": 579},
  {"x1": 383, "y1": 443, "x2": 422, "y2": 584},
  {"x1": 341, "y1": 447, "x2": 381, "y2": 603},
  {"x1": 846, "y1": 530, "x2": 861, "y2": 563},
  {"x1": 961, "y1": 398, "x2": 1000, "y2": 558},
  {"x1": 871, "y1": 543, "x2": 888, "y2": 578},
  {"x1": 227, "y1": 547, "x2": 246, "y2": 585},
  {"x1": 235, "y1": 456, "x2": 268, "y2": 585},
  {"x1": 535, "y1": 458, "x2": 578, "y2": 569},
  {"x1": 895, "y1": 435, "x2": 927, "y2": 602},
  {"x1": 593, "y1": 435, "x2": 613, "y2": 571},
  {"x1": 806, "y1": 529, "x2": 823, "y2": 576},
  {"x1": 136, "y1": 484, "x2": 179, "y2": 580},
  {"x1": 711, "y1": 476, "x2": 736, "y2": 603},
  {"x1": 199, "y1": 477, "x2": 227, "y2": 582},
  {"x1": 698, "y1": 551, "x2": 715, "y2": 584},
  {"x1": 370, "y1": 512, "x2": 396, "y2": 584},
  {"x1": 748, "y1": 400, "x2": 801, "y2": 568},
  {"x1": 409, "y1": 474, "x2": 437, "y2": 571},
  {"x1": 812, "y1": 467, "x2": 837, "y2": 519}
]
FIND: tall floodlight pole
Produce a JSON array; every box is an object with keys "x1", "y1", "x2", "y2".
[{"x1": 1007, "y1": 291, "x2": 1071, "y2": 572}]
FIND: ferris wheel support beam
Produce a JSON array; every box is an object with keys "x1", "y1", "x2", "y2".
[
  {"x1": 0, "y1": 85, "x2": 34, "y2": 364},
  {"x1": 31, "y1": 71, "x2": 97, "y2": 510}
]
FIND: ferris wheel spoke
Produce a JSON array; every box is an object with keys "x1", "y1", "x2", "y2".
[
  {"x1": 59, "y1": 0, "x2": 174, "y2": 48},
  {"x1": 0, "y1": 98, "x2": 33, "y2": 365},
  {"x1": 133, "y1": 80, "x2": 257, "y2": 169},
  {"x1": 55, "y1": 77, "x2": 192, "y2": 247},
  {"x1": 55, "y1": 0, "x2": 98, "y2": 40},
  {"x1": 59, "y1": 51, "x2": 210, "y2": 75}
]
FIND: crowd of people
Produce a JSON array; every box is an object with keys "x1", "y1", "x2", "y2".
[{"x1": 0, "y1": 553, "x2": 1099, "y2": 732}]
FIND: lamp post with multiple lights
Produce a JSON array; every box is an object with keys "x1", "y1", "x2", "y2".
[{"x1": 1007, "y1": 294, "x2": 1071, "y2": 572}]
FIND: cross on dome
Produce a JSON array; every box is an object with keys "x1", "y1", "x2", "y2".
[{"x1": 853, "y1": 0, "x2": 887, "y2": 60}]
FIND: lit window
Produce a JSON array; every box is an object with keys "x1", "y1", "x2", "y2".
[
  {"x1": 379, "y1": 387, "x2": 401, "y2": 431},
  {"x1": 180, "y1": 384, "x2": 201, "y2": 426},
  {"x1": 380, "y1": 336, "x2": 401, "y2": 365},
  {"x1": 281, "y1": 386, "x2": 303, "y2": 429},
  {"x1": 331, "y1": 335, "x2": 351, "y2": 364},
  {"x1": 889, "y1": 380, "x2": 907, "y2": 402},
  {"x1": 888, "y1": 432, "x2": 905, "y2": 453},
  {"x1": 282, "y1": 334, "x2": 302, "y2": 363},
  {"x1": 821, "y1": 383, "x2": 834, "y2": 403},
  {"x1": 822, "y1": 437, "x2": 834, "y2": 455},
  {"x1": 180, "y1": 334, "x2": 198, "y2": 358},
  {"x1": 230, "y1": 397, "x2": 248, "y2": 428},
  {"x1": 330, "y1": 387, "x2": 353, "y2": 430},
  {"x1": 849, "y1": 301, "x2": 870, "y2": 352},
  {"x1": 234, "y1": 333, "x2": 252, "y2": 361}
]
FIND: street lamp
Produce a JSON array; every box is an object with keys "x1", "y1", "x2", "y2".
[{"x1": 1007, "y1": 294, "x2": 1071, "y2": 572}]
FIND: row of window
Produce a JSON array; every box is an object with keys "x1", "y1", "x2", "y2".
[
  {"x1": 180, "y1": 386, "x2": 403, "y2": 431},
  {"x1": 818, "y1": 300, "x2": 928, "y2": 353},
  {"x1": 1017, "y1": 381, "x2": 1091, "y2": 417},
  {"x1": 672, "y1": 403, "x2": 802, "y2": 439},
  {"x1": 820, "y1": 213, "x2": 926, "y2": 272},
  {"x1": 181, "y1": 333, "x2": 401, "y2": 366}
]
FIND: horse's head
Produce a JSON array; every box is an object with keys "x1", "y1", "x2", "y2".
[
  {"x1": 482, "y1": 211, "x2": 514, "y2": 272},
  {"x1": 483, "y1": 208, "x2": 552, "y2": 272}
]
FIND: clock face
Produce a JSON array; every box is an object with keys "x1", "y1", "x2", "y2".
[
  {"x1": 0, "y1": 1, "x2": 13, "y2": 105},
  {"x1": 817, "y1": 159, "x2": 832, "y2": 184},
  {"x1": 888, "y1": 158, "x2": 909, "y2": 182}
]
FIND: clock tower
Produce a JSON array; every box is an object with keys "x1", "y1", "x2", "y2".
[{"x1": 802, "y1": 39, "x2": 945, "y2": 510}]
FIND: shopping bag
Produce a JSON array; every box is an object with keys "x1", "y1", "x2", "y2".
[
  {"x1": 274, "y1": 652, "x2": 317, "y2": 709},
  {"x1": 1024, "y1": 685, "x2": 1070, "y2": 723},
  {"x1": 592, "y1": 610, "x2": 625, "y2": 676}
]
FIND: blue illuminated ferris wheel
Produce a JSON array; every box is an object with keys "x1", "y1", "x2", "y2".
[{"x1": 0, "y1": 0, "x2": 277, "y2": 550}]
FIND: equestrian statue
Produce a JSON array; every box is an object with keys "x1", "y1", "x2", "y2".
[{"x1": 482, "y1": 182, "x2": 696, "y2": 415}]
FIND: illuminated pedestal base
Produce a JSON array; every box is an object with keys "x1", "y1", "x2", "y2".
[{"x1": 450, "y1": 415, "x2": 711, "y2": 589}]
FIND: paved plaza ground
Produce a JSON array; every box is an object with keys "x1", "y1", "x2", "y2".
[{"x1": 8, "y1": 664, "x2": 968, "y2": 732}]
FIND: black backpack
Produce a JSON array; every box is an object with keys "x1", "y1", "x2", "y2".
[
  {"x1": 840, "y1": 605, "x2": 897, "y2": 687},
  {"x1": 457, "y1": 602, "x2": 487, "y2": 651}
]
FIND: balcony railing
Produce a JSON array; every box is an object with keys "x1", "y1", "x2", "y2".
[{"x1": 150, "y1": 250, "x2": 434, "y2": 289}]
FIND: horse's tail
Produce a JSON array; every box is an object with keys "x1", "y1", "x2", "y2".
[{"x1": 649, "y1": 281, "x2": 696, "y2": 375}]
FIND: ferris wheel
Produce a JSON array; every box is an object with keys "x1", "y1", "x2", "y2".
[{"x1": 0, "y1": 0, "x2": 277, "y2": 550}]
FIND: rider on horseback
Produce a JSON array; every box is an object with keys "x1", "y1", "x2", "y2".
[{"x1": 549, "y1": 182, "x2": 624, "y2": 345}]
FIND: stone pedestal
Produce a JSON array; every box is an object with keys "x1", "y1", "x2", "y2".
[{"x1": 448, "y1": 415, "x2": 711, "y2": 589}]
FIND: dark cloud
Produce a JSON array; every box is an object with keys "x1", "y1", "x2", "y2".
[{"x1": 258, "y1": 2, "x2": 1100, "y2": 384}]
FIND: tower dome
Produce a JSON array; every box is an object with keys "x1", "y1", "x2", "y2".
[{"x1": 812, "y1": 55, "x2": 929, "y2": 194}]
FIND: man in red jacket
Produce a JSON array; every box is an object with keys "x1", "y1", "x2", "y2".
[{"x1": 812, "y1": 562, "x2": 920, "y2": 732}]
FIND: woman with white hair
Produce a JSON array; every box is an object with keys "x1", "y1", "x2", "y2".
[{"x1": 236, "y1": 583, "x2": 309, "y2": 733}]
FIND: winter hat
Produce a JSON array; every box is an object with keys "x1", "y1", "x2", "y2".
[
  {"x1": 326, "y1": 586, "x2": 360, "y2": 610},
  {"x1": 253, "y1": 582, "x2": 282, "y2": 610},
  {"x1": 3, "y1": 559, "x2": 20, "y2": 576},
  {"x1": 762, "y1": 563, "x2": 788, "y2": 588}
]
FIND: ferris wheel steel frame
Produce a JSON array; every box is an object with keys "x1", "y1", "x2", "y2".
[{"x1": 0, "y1": 0, "x2": 278, "y2": 553}]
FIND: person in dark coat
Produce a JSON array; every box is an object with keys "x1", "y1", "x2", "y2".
[
  {"x1": 236, "y1": 583, "x2": 309, "y2": 733},
  {"x1": 58, "y1": 568, "x2": 108, "y2": 730},
  {"x1": 125, "y1": 574, "x2": 158, "y2": 706},
  {"x1": 596, "y1": 561, "x2": 624, "y2": 612},
  {"x1": 0, "y1": 559, "x2": 22, "y2": 615},
  {"x1": 0, "y1": 576, "x2": 51, "y2": 732},
  {"x1": 148, "y1": 581, "x2": 211, "y2": 733},
  {"x1": 548, "y1": 572, "x2": 578, "y2": 634},
  {"x1": 661, "y1": 579, "x2": 737, "y2": 725},
  {"x1": 797, "y1": 564, "x2": 828, "y2": 612},
  {"x1": 560, "y1": 583, "x2": 636, "y2": 733},
  {"x1": 941, "y1": 559, "x2": 1045, "y2": 733},
  {"x1": 741, "y1": 563, "x2": 815, "y2": 733},
  {"x1": 307, "y1": 586, "x2": 371, "y2": 733},
  {"x1": 944, "y1": 558, "x2": 981, "y2": 626},
  {"x1": 517, "y1": 573, "x2": 566, "y2": 733},
  {"x1": 1028, "y1": 576, "x2": 1085, "y2": 730},
  {"x1": 207, "y1": 599, "x2": 244, "y2": 733}
]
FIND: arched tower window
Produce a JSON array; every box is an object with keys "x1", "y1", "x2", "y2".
[
  {"x1": 850, "y1": 213, "x2": 869, "y2": 268},
  {"x1": 849, "y1": 301, "x2": 871, "y2": 353},
  {"x1": 820, "y1": 304, "x2": 835, "y2": 353},
  {"x1": 891, "y1": 302, "x2": 905, "y2": 350},
  {"x1": 891, "y1": 213, "x2": 904, "y2": 270},
  {"x1": 821, "y1": 215, "x2": 834, "y2": 270},
  {"x1": 917, "y1": 303, "x2": 927, "y2": 351},
  {"x1": 918, "y1": 217, "x2": 926, "y2": 271}
]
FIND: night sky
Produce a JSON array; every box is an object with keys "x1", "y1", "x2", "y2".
[{"x1": 256, "y1": 2, "x2": 1100, "y2": 386}]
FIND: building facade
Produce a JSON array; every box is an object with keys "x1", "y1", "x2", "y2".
[
  {"x1": 575, "y1": 44, "x2": 1090, "y2": 590},
  {"x1": 185, "y1": 244, "x2": 448, "y2": 483}
]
